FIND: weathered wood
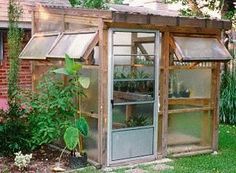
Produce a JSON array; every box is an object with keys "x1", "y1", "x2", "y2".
[
  {"x1": 168, "y1": 107, "x2": 212, "y2": 114},
  {"x1": 106, "y1": 22, "x2": 222, "y2": 35},
  {"x1": 160, "y1": 32, "x2": 170, "y2": 157},
  {"x1": 136, "y1": 43, "x2": 151, "y2": 60},
  {"x1": 111, "y1": 13, "x2": 231, "y2": 30},
  {"x1": 98, "y1": 19, "x2": 108, "y2": 166},
  {"x1": 35, "y1": 5, "x2": 112, "y2": 19},
  {"x1": 133, "y1": 37, "x2": 155, "y2": 43},
  {"x1": 64, "y1": 16, "x2": 100, "y2": 27},
  {"x1": 211, "y1": 62, "x2": 221, "y2": 151},
  {"x1": 83, "y1": 32, "x2": 99, "y2": 61},
  {"x1": 168, "y1": 98, "x2": 210, "y2": 106}
]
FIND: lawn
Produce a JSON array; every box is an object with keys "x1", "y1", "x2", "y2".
[{"x1": 80, "y1": 124, "x2": 236, "y2": 173}]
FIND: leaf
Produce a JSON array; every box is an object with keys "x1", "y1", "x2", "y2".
[
  {"x1": 63, "y1": 126, "x2": 79, "y2": 150},
  {"x1": 65, "y1": 54, "x2": 82, "y2": 75},
  {"x1": 52, "y1": 68, "x2": 69, "y2": 75},
  {"x1": 76, "y1": 117, "x2": 89, "y2": 137},
  {"x1": 78, "y1": 76, "x2": 90, "y2": 89}
]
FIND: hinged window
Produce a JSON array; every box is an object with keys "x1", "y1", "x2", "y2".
[
  {"x1": 19, "y1": 30, "x2": 98, "y2": 61},
  {"x1": 19, "y1": 33, "x2": 60, "y2": 60},
  {"x1": 170, "y1": 36, "x2": 232, "y2": 61}
]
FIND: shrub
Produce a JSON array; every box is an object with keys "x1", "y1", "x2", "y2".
[
  {"x1": 0, "y1": 107, "x2": 31, "y2": 156},
  {"x1": 220, "y1": 70, "x2": 236, "y2": 124},
  {"x1": 24, "y1": 72, "x2": 76, "y2": 149}
]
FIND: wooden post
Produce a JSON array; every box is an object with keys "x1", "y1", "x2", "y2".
[
  {"x1": 98, "y1": 18, "x2": 108, "y2": 166},
  {"x1": 160, "y1": 32, "x2": 170, "y2": 157},
  {"x1": 211, "y1": 62, "x2": 221, "y2": 151}
]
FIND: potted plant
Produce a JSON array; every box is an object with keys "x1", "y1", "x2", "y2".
[{"x1": 53, "y1": 54, "x2": 90, "y2": 169}]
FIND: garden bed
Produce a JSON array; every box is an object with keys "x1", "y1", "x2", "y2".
[{"x1": 0, "y1": 145, "x2": 76, "y2": 172}]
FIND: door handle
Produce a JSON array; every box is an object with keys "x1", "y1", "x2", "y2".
[{"x1": 111, "y1": 99, "x2": 114, "y2": 108}]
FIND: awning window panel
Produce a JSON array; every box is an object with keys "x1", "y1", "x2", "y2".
[
  {"x1": 47, "y1": 32, "x2": 97, "y2": 59},
  {"x1": 20, "y1": 33, "x2": 59, "y2": 59},
  {"x1": 172, "y1": 36, "x2": 232, "y2": 61}
]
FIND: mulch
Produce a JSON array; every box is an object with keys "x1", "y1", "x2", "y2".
[{"x1": 0, "y1": 145, "x2": 72, "y2": 173}]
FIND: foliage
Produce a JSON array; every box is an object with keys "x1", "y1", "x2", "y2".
[
  {"x1": 220, "y1": 70, "x2": 236, "y2": 124},
  {"x1": 64, "y1": 127, "x2": 79, "y2": 150},
  {"x1": 0, "y1": 116, "x2": 31, "y2": 156},
  {"x1": 126, "y1": 114, "x2": 149, "y2": 127},
  {"x1": 68, "y1": 0, "x2": 124, "y2": 9},
  {"x1": 165, "y1": 0, "x2": 235, "y2": 20},
  {"x1": 53, "y1": 54, "x2": 90, "y2": 153},
  {"x1": 14, "y1": 151, "x2": 32, "y2": 171},
  {"x1": 68, "y1": 0, "x2": 105, "y2": 9},
  {"x1": 24, "y1": 72, "x2": 75, "y2": 149},
  {"x1": 0, "y1": 0, "x2": 31, "y2": 157},
  {"x1": 7, "y1": 0, "x2": 23, "y2": 104}
]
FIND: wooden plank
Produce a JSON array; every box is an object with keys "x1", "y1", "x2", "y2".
[
  {"x1": 168, "y1": 98, "x2": 210, "y2": 106},
  {"x1": 133, "y1": 37, "x2": 155, "y2": 43},
  {"x1": 83, "y1": 32, "x2": 99, "y2": 63},
  {"x1": 160, "y1": 32, "x2": 170, "y2": 157},
  {"x1": 136, "y1": 43, "x2": 151, "y2": 60},
  {"x1": 111, "y1": 13, "x2": 231, "y2": 30},
  {"x1": 35, "y1": 5, "x2": 112, "y2": 19},
  {"x1": 105, "y1": 22, "x2": 221, "y2": 35},
  {"x1": 211, "y1": 62, "x2": 220, "y2": 151},
  {"x1": 168, "y1": 107, "x2": 212, "y2": 114},
  {"x1": 150, "y1": 15, "x2": 177, "y2": 26},
  {"x1": 98, "y1": 19, "x2": 108, "y2": 166},
  {"x1": 169, "y1": 36, "x2": 183, "y2": 61},
  {"x1": 64, "y1": 16, "x2": 100, "y2": 26},
  {"x1": 179, "y1": 17, "x2": 206, "y2": 28}
]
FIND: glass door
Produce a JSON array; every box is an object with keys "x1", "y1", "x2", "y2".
[{"x1": 108, "y1": 29, "x2": 160, "y2": 164}]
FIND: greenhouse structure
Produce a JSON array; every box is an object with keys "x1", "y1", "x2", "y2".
[{"x1": 20, "y1": 4, "x2": 232, "y2": 166}]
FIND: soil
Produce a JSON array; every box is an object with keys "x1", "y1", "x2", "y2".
[{"x1": 0, "y1": 145, "x2": 73, "y2": 173}]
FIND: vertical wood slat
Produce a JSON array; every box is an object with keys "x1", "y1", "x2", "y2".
[
  {"x1": 211, "y1": 32, "x2": 223, "y2": 151},
  {"x1": 211, "y1": 62, "x2": 220, "y2": 151},
  {"x1": 160, "y1": 32, "x2": 170, "y2": 157},
  {"x1": 98, "y1": 18, "x2": 108, "y2": 166}
]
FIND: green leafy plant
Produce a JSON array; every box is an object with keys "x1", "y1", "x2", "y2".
[
  {"x1": 126, "y1": 114, "x2": 149, "y2": 127},
  {"x1": 220, "y1": 70, "x2": 236, "y2": 124},
  {"x1": 53, "y1": 54, "x2": 90, "y2": 154}
]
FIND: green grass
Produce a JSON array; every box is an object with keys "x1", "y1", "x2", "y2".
[
  {"x1": 78, "y1": 125, "x2": 236, "y2": 173},
  {"x1": 160, "y1": 124, "x2": 236, "y2": 173}
]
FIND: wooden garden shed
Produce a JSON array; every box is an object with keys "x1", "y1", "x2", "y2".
[{"x1": 19, "y1": 4, "x2": 232, "y2": 167}]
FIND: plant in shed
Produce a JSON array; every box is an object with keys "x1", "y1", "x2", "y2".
[{"x1": 53, "y1": 54, "x2": 90, "y2": 169}]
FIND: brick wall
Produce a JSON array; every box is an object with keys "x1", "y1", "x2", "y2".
[{"x1": 0, "y1": 29, "x2": 32, "y2": 98}]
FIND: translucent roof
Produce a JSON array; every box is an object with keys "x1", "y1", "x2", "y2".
[
  {"x1": 47, "y1": 32, "x2": 97, "y2": 59},
  {"x1": 19, "y1": 33, "x2": 59, "y2": 59},
  {"x1": 173, "y1": 36, "x2": 232, "y2": 61}
]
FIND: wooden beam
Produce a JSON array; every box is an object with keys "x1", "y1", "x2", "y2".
[
  {"x1": 98, "y1": 19, "x2": 108, "y2": 166},
  {"x1": 111, "y1": 12, "x2": 231, "y2": 30},
  {"x1": 83, "y1": 32, "x2": 99, "y2": 62},
  {"x1": 160, "y1": 31, "x2": 170, "y2": 157},
  {"x1": 133, "y1": 37, "x2": 155, "y2": 43},
  {"x1": 168, "y1": 98, "x2": 210, "y2": 106},
  {"x1": 211, "y1": 62, "x2": 221, "y2": 151},
  {"x1": 105, "y1": 22, "x2": 221, "y2": 35},
  {"x1": 64, "y1": 16, "x2": 100, "y2": 27},
  {"x1": 136, "y1": 43, "x2": 151, "y2": 60},
  {"x1": 35, "y1": 5, "x2": 112, "y2": 19}
]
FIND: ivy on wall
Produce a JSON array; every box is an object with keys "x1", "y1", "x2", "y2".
[{"x1": 7, "y1": 0, "x2": 23, "y2": 104}]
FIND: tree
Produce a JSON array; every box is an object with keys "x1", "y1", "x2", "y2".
[
  {"x1": 166, "y1": 0, "x2": 235, "y2": 20},
  {"x1": 68, "y1": 0, "x2": 124, "y2": 9}
]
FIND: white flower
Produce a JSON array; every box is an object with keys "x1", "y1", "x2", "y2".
[{"x1": 14, "y1": 151, "x2": 32, "y2": 170}]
